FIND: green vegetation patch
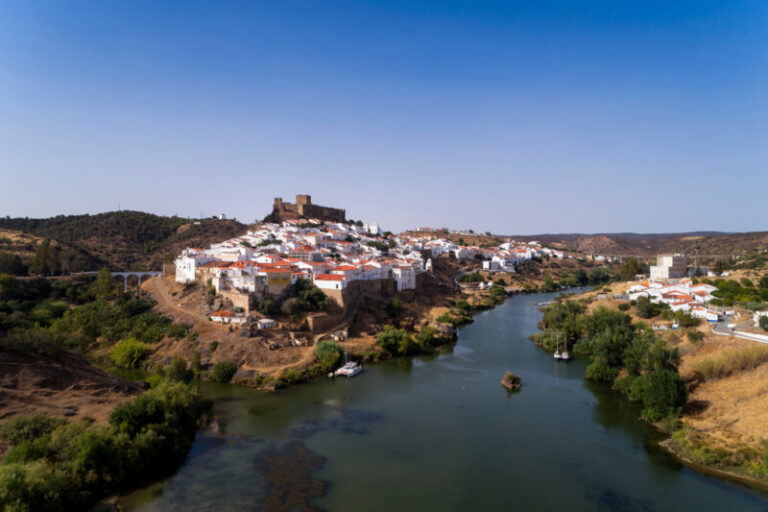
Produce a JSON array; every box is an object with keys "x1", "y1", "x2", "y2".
[
  {"x1": 535, "y1": 299, "x2": 687, "y2": 422},
  {"x1": 0, "y1": 382, "x2": 208, "y2": 512}
]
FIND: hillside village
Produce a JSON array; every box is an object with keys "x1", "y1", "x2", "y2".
[{"x1": 173, "y1": 197, "x2": 564, "y2": 329}]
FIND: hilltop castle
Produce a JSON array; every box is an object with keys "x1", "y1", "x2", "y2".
[{"x1": 263, "y1": 194, "x2": 346, "y2": 223}]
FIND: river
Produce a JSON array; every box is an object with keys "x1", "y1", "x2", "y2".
[{"x1": 120, "y1": 291, "x2": 768, "y2": 511}]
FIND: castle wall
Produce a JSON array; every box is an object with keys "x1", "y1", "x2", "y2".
[{"x1": 264, "y1": 195, "x2": 346, "y2": 223}]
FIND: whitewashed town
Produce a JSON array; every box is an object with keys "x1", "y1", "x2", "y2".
[{"x1": 174, "y1": 210, "x2": 562, "y2": 325}]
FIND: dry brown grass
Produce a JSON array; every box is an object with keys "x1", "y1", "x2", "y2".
[{"x1": 695, "y1": 344, "x2": 768, "y2": 381}]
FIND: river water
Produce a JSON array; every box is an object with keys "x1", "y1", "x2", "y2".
[{"x1": 120, "y1": 291, "x2": 768, "y2": 511}]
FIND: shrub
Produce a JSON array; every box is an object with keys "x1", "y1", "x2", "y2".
[
  {"x1": 454, "y1": 299, "x2": 471, "y2": 312},
  {"x1": 635, "y1": 296, "x2": 662, "y2": 318},
  {"x1": 0, "y1": 383, "x2": 207, "y2": 512},
  {"x1": 0, "y1": 415, "x2": 65, "y2": 446},
  {"x1": 166, "y1": 323, "x2": 189, "y2": 340},
  {"x1": 760, "y1": 315, "x2": 768, "y2": 332},
  {"x1": 314, "y1": 341, "x2": 341, "y2": 371},
  {"x1": 414, "y1": 326, "x2": 437, "y2": 345},
  {"x1": 167, "y1": 356, "x2": 194, "y2": 383},
  {"x1": 208, "y1": 341, "x2": 219, "y2": 352},
  {"x1": 145, "y1": 374, "x2": 165, "y2": 388},
  {"x1": 375, "y1": 325, "x2": 423, "y2": 355},
  {"x1": 0, "y1": 328, "x2": 64, "y2": 356},
  {"x1": 686, "y1": 330, "x2": 704, "y2": 343},
  {"x1": 618, "y1": 303, "x2": 630, "y2": 311},
  {"x1": 489, "y1": 285, "x2": 506, "y2": 299},
  {"x1": 109, "y1": 338, "x2": 151, "y2": 368},
  {"x1": 456, "y1": 272, "x2": 484, "y2": 284},
  {"x1": 258, "y1": 300, "x2": 277, "y2": 316},
  {"x1": 211, "y1": 361, "x2": 238, "y2": 383}
]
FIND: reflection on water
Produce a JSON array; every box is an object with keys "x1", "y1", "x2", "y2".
[{"x1": 120, "y1": 292, "x2": 768, "y2": 512}]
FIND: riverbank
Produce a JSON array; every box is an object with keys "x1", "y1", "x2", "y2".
[
  {"x1": 556, "y1": 283, "x2": 768, "y2": 494},
  {"x1": 116, "y1": 290, "x2": 768, "y2": 511}
]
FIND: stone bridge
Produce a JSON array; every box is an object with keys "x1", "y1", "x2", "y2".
[{"x1": 76, "y1": 271, "x2": 161, "y2": 291}]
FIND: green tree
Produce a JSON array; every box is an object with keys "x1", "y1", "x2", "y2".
[
  {"x1": 0, "y1": 415, "x2": 65, "y2": 446},
  {"x1": 0, "y1": 252, "x2": 27, "y2": 275},
  {"x1": 635, "y1": 296, "x2": 661, "y2": 318},
  {"x1": 258, "y1": 299, "x2": 277, "y2": 316},
  {"x1": 414, "y1": 326, "x2": 440, "y2": 346},
  {"x1": 167, "y1": 356, "x2": 194, "y2": 383},
  {"x1": 634, "y1": 369, "x2": 688, "y2": 420},
  {"x1": 92, "y1": 267, "x2": 118, "y2": 298},
  {"x1": 375, "y1": 325, "x2": 420, "y2": 355},
  {"x1": 211, "y1": 361, "x2": 238, "y2": 383},
  {"x1": 760, "y1": 315, "x2": 768, "y2": 332},
  {"x1": 0, "y1": 273, "x2": 22, "y2": 301},
  {"x1": 109, "y1": 338, "x2": 151, "y2": 368},
  {"x1": 315, "y1": 341, "x2": 341, "y2": 370},
  {"x1": 619, "y1": 258, "x2": 642, "y2": 281}
]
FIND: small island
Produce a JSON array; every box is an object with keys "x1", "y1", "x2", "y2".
[{"x1": 501, "y1": 371, "x2": 521, "y2": 392}]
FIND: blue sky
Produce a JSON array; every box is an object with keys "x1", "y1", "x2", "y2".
[{"x1": 1, "y1": 1, "x2": 766, "y2": 234}]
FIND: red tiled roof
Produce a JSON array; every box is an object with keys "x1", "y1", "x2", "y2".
[{"x1": 315, "y1": 274, "x2": 348, "y2": 281}]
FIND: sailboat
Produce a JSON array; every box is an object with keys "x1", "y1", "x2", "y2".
[
  {"x1": 560, "y1": 334, "x2": 571, "y2": 361},
  {"x1": 554, "y1": 332, "x2": 562, "y2": 360},
  {"x1": 334, "y1": 339, "x2": 363, "y2": 378}
]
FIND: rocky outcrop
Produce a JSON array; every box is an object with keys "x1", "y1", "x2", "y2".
[{"x1": 501, "y1": 371, "x2": 521, "y2": 392}]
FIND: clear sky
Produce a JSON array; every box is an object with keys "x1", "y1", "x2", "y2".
[{"x1": 1, "y1": 1, "x2": 766, "y2": 234}]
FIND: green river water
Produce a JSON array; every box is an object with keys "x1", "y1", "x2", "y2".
[{"x1": 120, "y1": 291, "x2": 768, "y2": 511}]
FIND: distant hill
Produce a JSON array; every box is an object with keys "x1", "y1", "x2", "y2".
[
  {"x1": 509, "y1": 231, "x2": 768, "y2": 261},
  {"x1": 0, "y1": 211, "x2": 248, "y2": 272}
]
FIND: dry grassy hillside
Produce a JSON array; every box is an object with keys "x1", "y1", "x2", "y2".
[
  {"x1": 511, "y1": 231, "x2": 768, "y2": 261},
  {"x1": 0, "y1": 212, "x2": 249, "y2": 271}
]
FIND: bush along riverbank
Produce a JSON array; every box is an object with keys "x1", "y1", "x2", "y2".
[
  {"x1": 532, "y1": 296, "x2": 768, "y2": 490},
  {"x1": 533, "y1": 299, "x2": 687, "y2": 423},
  {"x1": 0, "y1": 382, "x2": 210, "y2": 512}
]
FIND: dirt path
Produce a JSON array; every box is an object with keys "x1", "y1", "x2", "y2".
[{"x1": 142, "y1": 276, "x2": 210, "y2": 331}]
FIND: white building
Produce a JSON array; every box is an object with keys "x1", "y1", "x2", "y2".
[
  {"x1": 392, "y1": 266, "x2": 416, "y2": 291},
  {"x1": 210, "y1": 310, "x2": 250, "y2": 325},
  {"x1": 314, "y1": 274, "x2": 350, "y2": 290},
  {"x1": 649, "y1": 254, "x2": 688, "y2": 280},
  {"x1": 175, "y1": 250, "x2": 217, "y2": 283},
  {"x1": 691, "y1": 306, "x2": 721, "y2": 322},
  {"x1": 754, "y1": 310, "x2": 768, "y2": 327}
]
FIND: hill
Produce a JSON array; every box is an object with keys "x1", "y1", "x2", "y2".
[
  {"x1": 0, "y1": 348, "x2": 143, "y2": 426},
  {"x1": 508, "y1": 231, "x2": 768, "y2": 262},
  {"x1": 0, "y1": 211, "x2": 248, "y2": 272}
]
